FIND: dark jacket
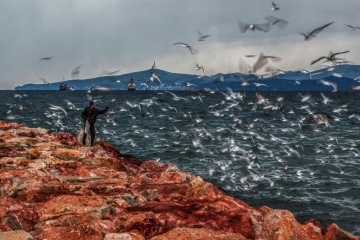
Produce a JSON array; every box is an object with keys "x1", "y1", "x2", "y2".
[{"x1": 81, "y1": 106, "x2": 108, "y2": 124}]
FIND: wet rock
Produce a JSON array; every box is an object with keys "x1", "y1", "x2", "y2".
[{"x1": 0, "y1": 120, "x2": 359, "y2": 240}]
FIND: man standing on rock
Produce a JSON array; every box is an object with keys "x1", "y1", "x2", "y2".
[{"x1": 81, "y1": 100, "x2": 109, "y2": 146}]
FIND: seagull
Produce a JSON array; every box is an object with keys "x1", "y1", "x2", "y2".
[
  {"x1": 300, "y1": 22, "x2": 334, "y2": 41},
  {"x1": 234, "y1": 75, "x2": 251, "y2": 86},
  {"x1": 310, "y1": 51, "x2": 349, "y2": 65},
  {"x1": 71, "y1": 65, "x2": 82, "y2": 79},
  {"x1": 196, "y1": 63, "x2": 205, "y2": 75},
  {"x1": 151, "y1": 61, "x2": 156, "y2": 71},
  {"x1": 197, "y1": 30, "x2": 211, "y2": 41},
  {"x1": 39, "y1": 56, "x2": 54, "y2": 61},
  {"x1": 252, "y1": 52, "x2": 270, "y2": 73},
  {"x1": 319, "y1": 79, "x2": 338, "y2": 92},
  {"x1": 344, "y1": 24, "x2": 360, "y2": 31},
  {"x1": 173, "y1": 42, "x2": 198, "y2": 55},
  {"x1": 39, "y1": 77, "x2": 50, "y2": 84},
  {"x1": 320, "y1": 92, "x2": 333, "y2": 105},
  {"x1": 48, "y1": 104, "x2": 67, "y2": 116},
  {"x1": 149, "y1": 73, "x2": 162, "y2": 84},
  {"x1": 140, "y1": 82, "x2": 149, "y2": 89},
  {"x1": 238, "y1": 20, "x2": 271, "y2": 33},
  {"x1": 271, "y1": 2, "x2": 280, "y2": 11}
]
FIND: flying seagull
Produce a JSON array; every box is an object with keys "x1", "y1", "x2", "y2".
[
  {"x1": 39, "y1": 77, "x2": 50, "y2": 84},
  {"x1": 300, "y1": 22, "x2": 334, "y2": 41},
  {"x1": 197, "y1": 30, "x2": 211, "y2": 41},
  {"x1": 344, "y1": 24, "x2": 360, "y2": 31},
  {"x1": 39, "y1": 56, "x2": 54, "y2": 61},
  {"x1": 196, "y1": 63, "x2": 205, "y2": 75},
  {"x1": 71, "y1": 65, "x2": 82, "y2": 79},
  {"x1": 238, "y1": 20, "x2": 271, "y2": 33},
  {"x1": 271, "y1": 2, "x2": 280, "y2": 11},
  {"x1": 310, "y1": 50, "x2": 349, "y2": 65},
  {"x1": 151, "y1": 61, "x2": 156, "y2": 70},
  {"x1": 173, "y1": 42, "x2": 198, "y2": 55}
]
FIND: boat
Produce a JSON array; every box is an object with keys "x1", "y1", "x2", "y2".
[
  {"x1": 59, "y1": 83, "x2": 68, "y2": 90},
  {"x1": 128, "y1": 77, "x2": 136, "y2": 91}
]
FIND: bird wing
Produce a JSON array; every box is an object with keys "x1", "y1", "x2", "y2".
[
  {"x1": 310, "y1": 56, "x2": 327, "y2": 65},
  {"x1": 308, "y1": 22, "x2": 335, "y2": 38},
  {"x1": 252, "y1": 52, "x2": 269, "y2": 72},
  {"x1": 254, "y1": 22, "x2": 271, "y2": 32},
  {"x1": 198, "y1": 30, "x2": 211, "y2": 41},
  {"x1": 330, "y1": 50, "x2": 350, "y2": 58},
  {"x1": 238, "y1": 21, "x2": 250, "y2": 33}
]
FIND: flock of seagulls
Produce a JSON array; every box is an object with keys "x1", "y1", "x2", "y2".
[{"x1": 33, "y1": 1, "x2": 360, "y2": 89}]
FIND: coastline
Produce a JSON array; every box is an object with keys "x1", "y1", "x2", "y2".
[{"x1": 0, "y1": 120, "x2": 358, "y2": 240}]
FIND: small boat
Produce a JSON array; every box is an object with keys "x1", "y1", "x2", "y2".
[
  {"x1": 128, "y1": 77, "x2": 136, "y2": 91},
  {"x1": 59, "y1": 82, "x2": 68, "y2": 90}
]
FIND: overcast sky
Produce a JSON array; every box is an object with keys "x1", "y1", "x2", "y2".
[{"x1": 1, "y1": 0, "x2": 360, "y2": 89}]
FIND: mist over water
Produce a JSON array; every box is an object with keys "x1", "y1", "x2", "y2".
[{"x1": 1, "y1": 90, "x2": 360, "y2": 235}]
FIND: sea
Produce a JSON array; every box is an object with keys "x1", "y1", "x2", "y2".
[{"x1": 1, "y1": 90, "x2": 359, "y2": 235}]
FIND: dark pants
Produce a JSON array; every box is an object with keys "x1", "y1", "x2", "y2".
[{"x1": 82, "y1": 122, "x2": 96, "y2": 146}]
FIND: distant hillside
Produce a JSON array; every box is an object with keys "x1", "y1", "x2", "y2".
[{"x1": 14, "y1": 64, "x2": 360, "y2": 91}]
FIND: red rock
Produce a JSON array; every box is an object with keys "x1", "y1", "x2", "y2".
[
  {"x1": 0, "y1": 120, "x2": 358, "y2": 240},
  {"x1": 0, "y1": 230, "x2": 34, "y2": 240}
]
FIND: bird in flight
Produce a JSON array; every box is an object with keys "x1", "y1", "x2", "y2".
[
  {"x1": 151, "y1": 61, "x2": 156, "y2": 70},
  {"x1": 271, "y1": 2, "x2": 280, "y2": 11},
  {"x1": 39, "y1": 56, "x2": 54, "y2": 61},
  {"x1": 197, "y1": 30, "x2": 211, "y2": 41},
  {"x1": 173, "y1": 42, "x2": 198, "y2": 55},
  {"x1": 239, "y1": 20, "x2": 271, "y2": 33},
  {"x1": 344, "y1": 24, "x2": 360, "y2": 31},
  {"x1": 196, "y1": 63, "x2": 205, "y2": 75},
  {"x1": 39, "y1": 77, "x2": 50, "y2": 84},
  {"x1": 300, "y1": 22, "x2": 334, "y2": 41},
  {"x1": 71, "y1": 65, "x2": 82, "y2": 79},
  {"x1": 310, "y1": 50, "x2": 350, "y2": 65}
]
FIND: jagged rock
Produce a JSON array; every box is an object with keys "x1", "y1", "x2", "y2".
[{"x1": 0, "y1": 120, "x2": 359, "y2": 240}]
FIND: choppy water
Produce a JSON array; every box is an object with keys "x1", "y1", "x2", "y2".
[{"x1": 1, "y1": 90, "x2": 360, "y2": 235}]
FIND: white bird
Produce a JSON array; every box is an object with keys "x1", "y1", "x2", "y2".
[
  {"x1": 149, "y1": 73, "x2": 162, "y2": 84},
  {"x1": 48, "y1": 104, "x2": 67, "y2": 116},
  {"x1": 320, "y1": 92, "x2": 333, "y2": 105},
  {"x1": 239, "y1": 20, "x2": 271, "y2": 33},
  {"x1": 173, "y1": 42, "x2": 198, "y2": 55},
  {"x1": 140, "y1": 82, "x2": 149, "y2": 89},
  {"x1": 94, "y1": 86, "x2": 110, "y2": 92},
  {"x1": 319, "y1": 79, "x2": 338, "y2": 92}
]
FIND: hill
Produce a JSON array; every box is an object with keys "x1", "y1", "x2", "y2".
[{"x1": 14, "y1": 64, "x2": 360, "y2": 91}]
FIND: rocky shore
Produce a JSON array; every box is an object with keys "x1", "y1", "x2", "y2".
[{"x1": 0, "y1": 120, "x2": 358, "y2": 240}]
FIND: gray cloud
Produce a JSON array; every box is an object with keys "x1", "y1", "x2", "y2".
[{"x1": 1, "y1": 0, "x2": 360, "y2": 89}]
